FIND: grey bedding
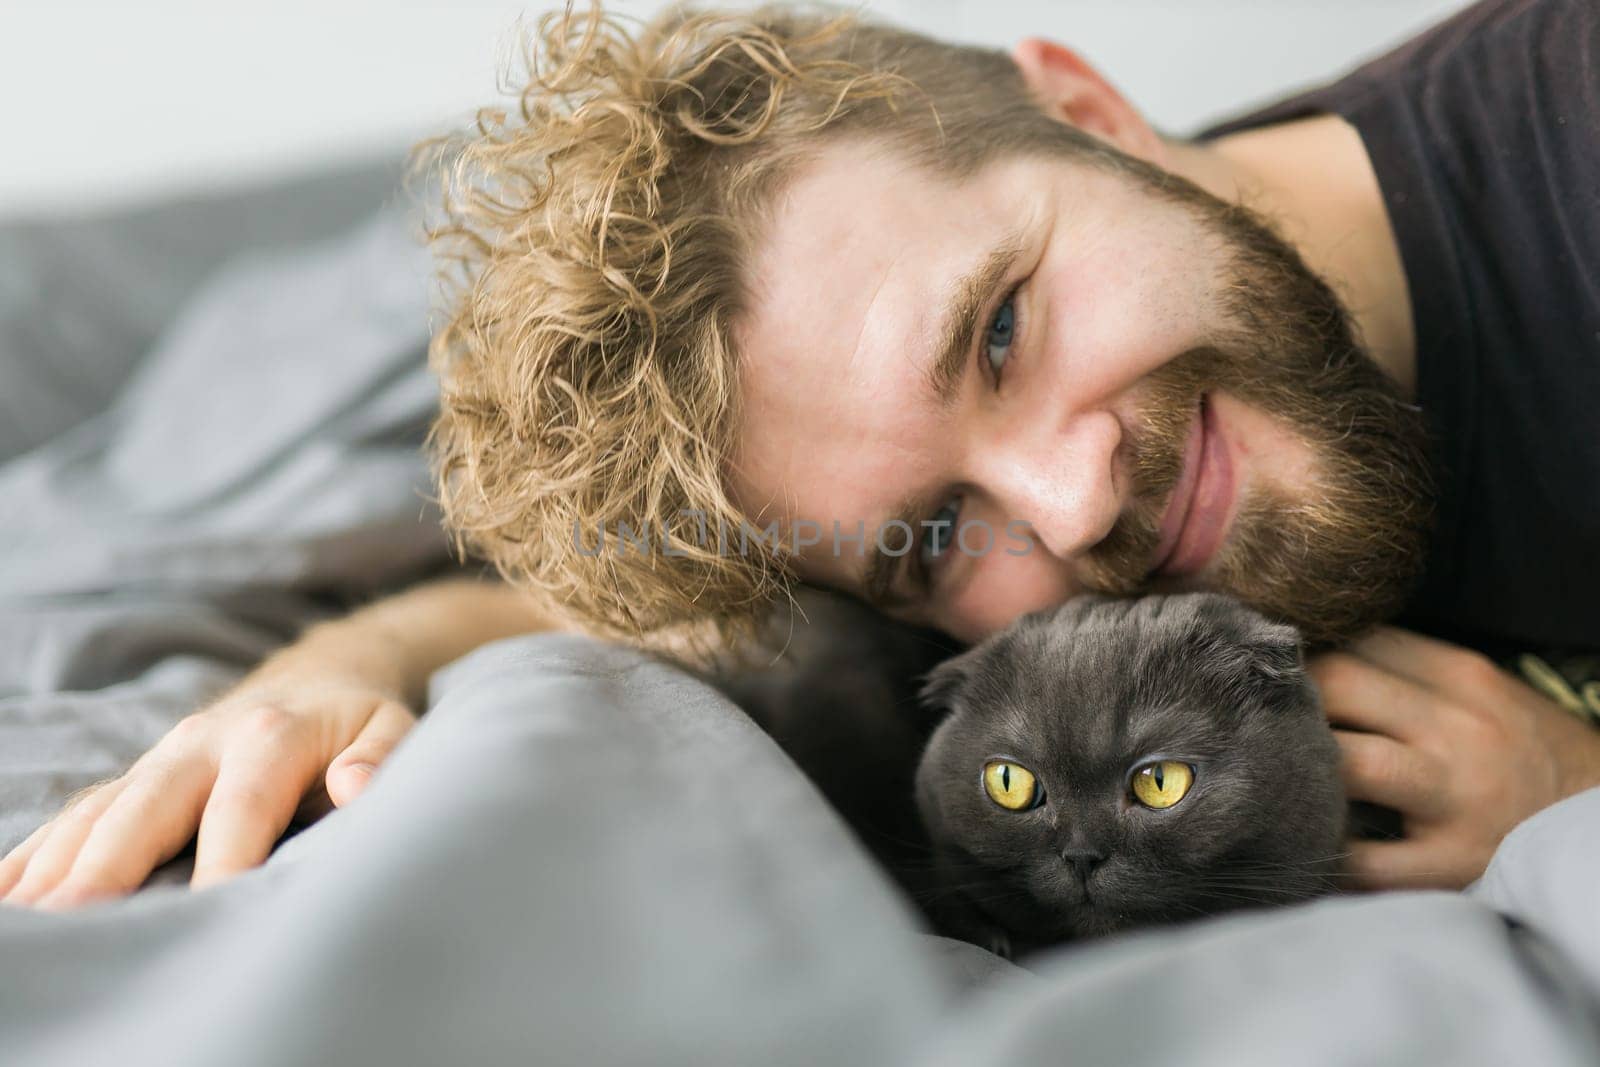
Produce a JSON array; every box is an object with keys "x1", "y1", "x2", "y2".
[{"x1": 2, "y1": 161, "x2": 1599, "y2": 1067}]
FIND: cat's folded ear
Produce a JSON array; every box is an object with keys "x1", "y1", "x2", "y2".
[
  {"x1": 1247, "y1": 624, "x2": 1308, "y2": 703},
  {"x1": 1186, "y1": 595, "x2": 1308, "y2": 702},
  {"x1": 918, "y1": 646, "x2": 980, "y2": 719},
  {"x1": 1238, "y1": 615, "x2": 1305, "y2": 687}
]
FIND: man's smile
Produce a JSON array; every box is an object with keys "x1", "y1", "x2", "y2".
[{"x1": 1151, "y1": 393, "x2": 1237, "y2": 579}]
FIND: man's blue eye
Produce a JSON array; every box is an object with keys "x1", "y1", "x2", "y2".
[
  {"x1": 985, "y1": 295, "x2": 1016, "y2": 377},
  {"x1": 921, "y1": 498, "x2": 961, "y2": 567}
]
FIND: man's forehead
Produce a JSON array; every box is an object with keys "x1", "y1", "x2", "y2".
[
  {"x1": 737, "y1": 143, "x2": 1038, "y2": 401},
  {"x1": 744, "y1": 145, "x2": 952, "y2": 350}
]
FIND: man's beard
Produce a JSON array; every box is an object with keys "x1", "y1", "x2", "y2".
[{"x1": 1075, "y1": 171, "x2": 1437, "y2": 649}]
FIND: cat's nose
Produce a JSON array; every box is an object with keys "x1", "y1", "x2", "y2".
[{"x1": 1061, "y1": 847, "x2": 1106, "y2": 883}]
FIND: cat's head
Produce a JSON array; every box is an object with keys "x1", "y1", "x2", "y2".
[{"x1": 914, "y1": 593, "x2": 1344, "y2": 946}]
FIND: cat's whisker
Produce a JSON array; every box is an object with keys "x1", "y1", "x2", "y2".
[
  {"x1": 1206, "y1": 860, "x2": 1342, "y2": 877},
  {"x1": 1194, "y1": 885, "x2": 1329, "y2": 902},
  {"x1": 854, "y1": 828, "x2": 937, "y2": 854},
  {"x1": 1211, "y1": 852, "x2": 1350, "y2": 870},
  {"x1": 1197, "y1": 871, "x2": 1340, "y2": 891},
  {"x1": 911, "y1": 879, "x2": 1025, "y2": 902},
  {"x1": 1152, "y1": 898, "x2": 1217, "y2": 920}
]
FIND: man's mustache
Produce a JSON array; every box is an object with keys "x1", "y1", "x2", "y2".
[{"x1": 1073, "y1": 348, "x2": 1217, "y2": 595}]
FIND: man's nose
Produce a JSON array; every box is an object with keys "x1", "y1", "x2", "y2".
[{"x1": 969, "y1": 407, "x2": 1125, "y2": 561}]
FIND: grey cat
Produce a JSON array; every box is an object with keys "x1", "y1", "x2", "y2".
[
  {"x1": 914, "y1": 592, "x2": 1347, "y2": 957},
  {"x1": 714, "y1": 589, "x2": 1359, "y2": 961}
]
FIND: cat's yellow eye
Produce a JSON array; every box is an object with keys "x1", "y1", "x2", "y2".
[
  {"x1": 1131, "y1": 761, "x2": 1194, "y2": 809},
  {"x1": 982, "y1": 760, "x2": 1040, "y2": 811}
]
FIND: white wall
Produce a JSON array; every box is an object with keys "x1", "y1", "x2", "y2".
[{"x1": 0, "y1": 0, "x2": 1468, "y2": 218}]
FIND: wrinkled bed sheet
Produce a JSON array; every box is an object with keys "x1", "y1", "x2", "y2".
[{"x1": 2, "y1": 162, "x2": 1599, "y2": 1067}]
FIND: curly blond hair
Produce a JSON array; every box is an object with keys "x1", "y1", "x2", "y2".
[{"x1": 418, "y1": 1, "x2": 1123, "y2": 656}]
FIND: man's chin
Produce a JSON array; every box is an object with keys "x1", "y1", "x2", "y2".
[
  {"x1": 1138, "y1": 564, "x2": 1216, "y2": 597},
  {"x1": 1200, "y1": 562, "x2": 1413, "y2": 649},
  {"x1": 1132, "y1": 540, "x2": 1410, "y2": 648}
]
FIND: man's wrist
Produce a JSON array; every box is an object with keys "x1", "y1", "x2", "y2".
[
  {"x1": 256, "y1": 621, "x2": 416, "y2": 705},
  {"x1": 1556, "y1": 725, "x2": 1600, "y2": 801}
]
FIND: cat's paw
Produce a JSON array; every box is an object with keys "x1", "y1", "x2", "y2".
[
  {"x1": 981, "y1": 928, "x2": 1013, "y2": 960},
  {"x1": 926, "y1": 879, "x2": 1020, "y2": 959}
]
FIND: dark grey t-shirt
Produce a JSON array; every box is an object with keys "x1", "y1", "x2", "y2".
[{"x1": 1201, "y1": 0, "x2": 1600, "y2": 656}]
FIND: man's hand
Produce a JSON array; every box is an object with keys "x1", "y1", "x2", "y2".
[
  {"x1": 1309, "y1": 626, "x2": 1600, "y2": 890},
  {"x1": 0, "y1": 575, "x2": 553, "y2": 910},
  {"x1": 0, "y1": 670, "x2": 415, "y2": 910}
]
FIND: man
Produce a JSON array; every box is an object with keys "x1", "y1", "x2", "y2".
[{"x1": 3, "y1": 0, "x2": 1596, "y2": 909}]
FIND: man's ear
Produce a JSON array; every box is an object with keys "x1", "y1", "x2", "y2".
[{"x1": 1009, "y1": 37, "x2": 1168, "y2": 167}]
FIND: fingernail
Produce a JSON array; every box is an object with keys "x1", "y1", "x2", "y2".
[{"x1": 346, "y1": 762, "x2": 375, "y2": 779}]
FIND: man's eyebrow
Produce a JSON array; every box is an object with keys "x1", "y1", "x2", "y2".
[
  {"x1": 856, "y1": 228, "x2": 1030, "y2": 607},
  {"x1": 924, "y1": 227, "x2": 1029, "y2": 406},
  {"x1": 861, "y1": 495, "x2": 924, "y2": 609}
]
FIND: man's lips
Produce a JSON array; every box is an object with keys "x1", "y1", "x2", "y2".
[{"x1": 1149, "y1": 395, "x2": 1236, "y2": 578}]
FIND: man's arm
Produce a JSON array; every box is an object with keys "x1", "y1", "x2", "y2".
[
  {"x1": 0, "y1": 574, "x2": 556, "y2": 909},
  {"x1": 287, "y1": 574, "x2": 558, "y2": 711}
]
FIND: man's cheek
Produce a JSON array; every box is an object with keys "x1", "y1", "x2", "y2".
[{"x1": 944, "y1": 550, "x2": 1073, "y2": 642}]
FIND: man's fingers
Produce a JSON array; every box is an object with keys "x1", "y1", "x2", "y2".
[
  {"x1": 1345, "y1": 626, "x2": 1506, "y2": 705},
  {"x1": 325, "y1": 699, "x2": 415, "y2": 808},
  {"x1": 3, "y1": 780, "x2": 128, "y2": 906},
  {"x1": 1335, "y1": 730, "x2": 1450, "y2": 820},
  {"x1": 1344, "y1": 839, "x2": 1475, "y2": 891},
  {"x1": 1308, "y1": 651, "x2": 1434, "y2": 740},
  {"x1": 0, "y1": 821, "x2": 56, "y2": 899},
  {"x1": 191, "y1": 740, "x2": 323, "y2": 890},
  {"x1": 7, "y1": 693, "x2": 416, "y2": 908},
  {"x1": 34, "y1": 759, "x2": 216, "y2": 909}
]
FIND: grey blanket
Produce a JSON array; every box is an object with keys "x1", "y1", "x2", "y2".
[{"x1": 3, "y1": 161, "x2": 1600, "y2": 1067}]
